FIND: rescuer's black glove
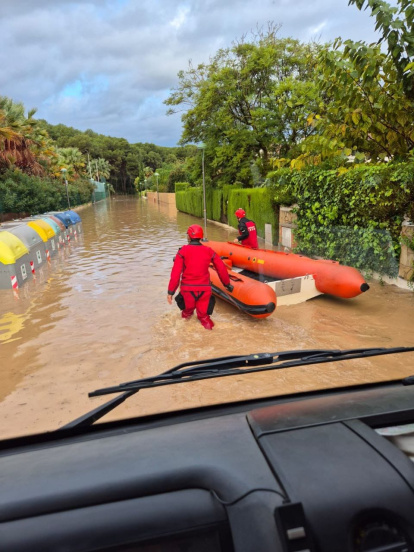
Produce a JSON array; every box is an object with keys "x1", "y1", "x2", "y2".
[{"x1": 225, "y1": 284, "x2": 234, "y2": 293}]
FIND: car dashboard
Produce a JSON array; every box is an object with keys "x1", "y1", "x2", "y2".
[{"x1": 0, "y1": 381, "x2": 413, "y2": 552}]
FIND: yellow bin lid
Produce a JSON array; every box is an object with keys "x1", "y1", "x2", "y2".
[
  {"x1": 0, "y1": 231, "x2": 29, "y2": 264},
  {"x1": 27, "y1": 220, "x2": 55, "y2": 242}
]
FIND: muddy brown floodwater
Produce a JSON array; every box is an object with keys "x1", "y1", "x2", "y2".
[{"x1": 1, "y1": 197, "x2": 414, "y2": 439}]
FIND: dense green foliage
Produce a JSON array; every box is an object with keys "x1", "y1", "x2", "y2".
[
  {"x1": 175, "y1": 183, "x2": 223, "y2": 222},
  {"x1": 227, "y1": 188, "x2": 278, "y2": 243},
  {"x1": 176, "y1": 186, "x2": 279, "y2": 242},
  {"x1": 176, "y1": 188, "x2": 203, "y2": 218},
  {"x1": 293, "y1": 40, "x2": 414, "y2": 166},
  {"x1": 0, "y1": 169, "x2": 94, "y2": 214},
  {"x1": 0, "y1": 93, "x2": 197, "y2": 213},
  {"x1": 266, "y1": 168, "x2": 297, "y2": 205},
  {"x1": 174, "y1": 182, "x2": 191, "y2": 192},
  {"x1": 0, "y1": 96, "x2": 52, "y2": 176},
  {"x1": 167, "y1": 165, "x2": 193, "y2": 192},
  {"x1": 39, "y1": 121, "x2": 196, "y2": 194},
  {"x1": 166, "y1": 26, "x2": 322, "y2": 186},
  {"x1": 287, "y1": 0, "x2": 414, "y2": 168},
  {"x1": 348, "y1": 0, "x2": 414, "y2": 100},
  {"x1": 270, "y1": 163, "x2": 414, "y2": 275},
  {"x1": 207, "y1": 188, "x2": 223, "y2": 223}
]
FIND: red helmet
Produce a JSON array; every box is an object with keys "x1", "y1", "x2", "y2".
[
  {"x1": 187, "y1": 224, "x2": 204, "y2": 239},
  {"x1": 235, "y1": 208, "x2": 246, "y2": 218}
]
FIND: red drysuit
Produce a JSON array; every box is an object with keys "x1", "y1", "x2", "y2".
[
  {"x1": 168, "y1": 241, "x2": 230, "y2": 329},
  {"x1": 237, "y1": 217, "x2": 258, "y2": 249}
]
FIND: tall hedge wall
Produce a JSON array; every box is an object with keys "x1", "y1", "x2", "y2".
[
  {"x1": 175, "y1": 187, "x2": 203, "y2": 217},
  {"x1": 176, "y1": 185, "x2": 278, "y2": 243},
  {"x1": 227, "y1": 188, "x2": 278, "y2": 243},
  {"x1": 206, "y1": 188, "x2": 223, "y2": 222},
  {"x1": 271, "y1": 163, "x2": 414, "y2": 276}
]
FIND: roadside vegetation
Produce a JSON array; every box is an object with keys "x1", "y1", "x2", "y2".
[
  {"x1": 1, "y1": 0, "x2": 413, "y2": 277},
  {"x1": 167, "y1": 0, "x2": 414, "y2": 277},
  {"x1": 0, "y1": 95, "x2": 196, "y2": 214}
]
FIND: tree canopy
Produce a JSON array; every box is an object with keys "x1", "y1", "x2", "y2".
[
  {"x1": 291, "y1": 41, "x2": 414, "y2": 166},
  {"x1": 38, "y1": 120, "x2": 195, "y2": 193},
  {"x1": 0, "y1": 98, "x2": 195, "y2": 195},
  {"x1": 348, "y1": 0, "x2": 414, "y2": 100},
  {"x1": 165, "y1": 26, "x2": 323, "y2": 186},
  {"x1": 283, "y1": 0, "x2": 414, "y2": 168}
]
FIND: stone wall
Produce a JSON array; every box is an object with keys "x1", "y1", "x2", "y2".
[
  {"x1": 147, "y1": 192, "x2": 176, "y2": 206},
  {"x1": 278, "y1": 205, "x2": 298, "y2": 249},
  {"x1": 399, "y1": 223, "x2": 414, "y2": 281}
]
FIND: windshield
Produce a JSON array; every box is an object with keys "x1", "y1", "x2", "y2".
[
  {"x1": 1, "y1": 199, "x2": 414, "y2": 438},
  {"x1": 1, "y1": 1, "x2": 414, "y2": 440}
]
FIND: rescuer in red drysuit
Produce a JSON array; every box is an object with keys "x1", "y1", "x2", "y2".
[
  {"x1": 234, "y1": 208, "x2": 258, "y2": 249},
  {"x1": 167, "y1": 224, "x2": 233, "y2": 330}
]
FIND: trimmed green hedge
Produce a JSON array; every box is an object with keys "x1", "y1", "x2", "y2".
[
  {"x1": 176, "y1": 186, "x2": 223, "y2": 222},
  {"x1": 0, "y1": 169, "x2": 94, "y2": 214},
  {"x1": 206, "y1": 188, "x2": 223, "y2": 222},
  {"x1": 176, "y1": 185, "x2": 278, "y2": 243},
  {"x1": 174, "y1": 181, "x2": 191, "y2": 192},
  {"x1": 176, "y1": 187, "x2": 203, "y2": 217},
  {"x1": 227, "y1": 188, "x2": 278, "y2": 243}
]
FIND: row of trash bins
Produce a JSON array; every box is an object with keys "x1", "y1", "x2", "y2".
[{"x1": 0, "y1": 210, "x2": 82, "y2": 290}]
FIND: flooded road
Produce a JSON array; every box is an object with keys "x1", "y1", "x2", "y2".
[{"x1": 1, "y1": 197, "x2": 414, "y2": 438}]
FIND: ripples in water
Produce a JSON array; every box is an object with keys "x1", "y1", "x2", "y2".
[{"x1": 0, "y1": 197, "x2": 414, "y2": 438}]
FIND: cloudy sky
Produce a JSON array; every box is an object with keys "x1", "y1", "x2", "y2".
[{"x1": 0, "y1": 0, "x2": 386, "y2": 147}]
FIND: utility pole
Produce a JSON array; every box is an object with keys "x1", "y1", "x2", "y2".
[
  {"x1": 197, "y1": 143, "x2": 207, "y2": 238},
  {"x1": 60, "y1": 168, "x2": 71, "y2": 209}
]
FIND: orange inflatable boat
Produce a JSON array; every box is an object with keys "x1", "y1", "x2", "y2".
[
  {"x1": 209, "y1": 261, "x2": 276, "y2": 318},
  {"x1": 206, "y1": 241, "x2": 369, "y2": 299}
]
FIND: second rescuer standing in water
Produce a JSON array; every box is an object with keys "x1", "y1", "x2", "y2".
[
  {"x1": 167, "y1": 225, "x2": 233, "y2": 330},
  {"x1": 234, "y1": 208, "x2": 258, "y2": 249}
]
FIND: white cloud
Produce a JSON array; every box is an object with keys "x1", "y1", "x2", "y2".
[
  {"x1": 308, "y1": 20, "x2": 327, "y2": 38},
  {"x1": 0, "y1": 0, "x2": 386, "y2": 146},
  {"x1": 170, "y1": 6, "x2": 190, "y2": 30}
]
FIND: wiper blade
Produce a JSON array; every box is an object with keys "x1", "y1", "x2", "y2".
[
  {"x1": 90, "y1": 352, "x2": 274, "y2": 395},
  {"x1": 90, "y1": 347, "x2": 414, "y2": 397},
  {"x1": 61, "y1": 346, "x2": 414, "y2": 429}
]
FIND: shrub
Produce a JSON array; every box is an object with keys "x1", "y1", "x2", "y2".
[
  {"x1": 0, "y1": 169, "x2": 94, "y2": 214},
  {"x1": 279, "y1": 163, "x2": 414, "y2": 276}
]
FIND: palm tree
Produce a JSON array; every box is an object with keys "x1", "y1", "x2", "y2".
[
  {"x1": 144, "y1": 166, "x2": 154, "y2": 178},
  {"x1": 0, "y1": 96, "x2": 44, "y2": 175},
  {"x1": 90, "y1": 157, "x2": 111, "y2": 182},
  {"x1": 54, "y1": 147, "x2": 85, "y2": 179}
]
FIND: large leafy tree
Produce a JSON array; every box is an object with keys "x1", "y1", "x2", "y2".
[
  {"x1": 165, "y1": 26, "x2": 322, "y2": 186},
  {"x1": 348, "y1": 0, "x2": 414, "y2": 100},
  {"x1": 283, "y1": 1, "x2": 414, "y2": 167},
  {"x1": 296, "y1": 42, "x2": 414, "y2": 165}
]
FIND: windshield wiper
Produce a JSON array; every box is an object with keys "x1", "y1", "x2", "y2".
[{"x1": 61, "y1": 346, "x2": 414, "y2": 429}]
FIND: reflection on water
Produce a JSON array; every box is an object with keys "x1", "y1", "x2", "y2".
[{"x1": 0, "y1": 197, "x2": 414, "y2": 438}]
